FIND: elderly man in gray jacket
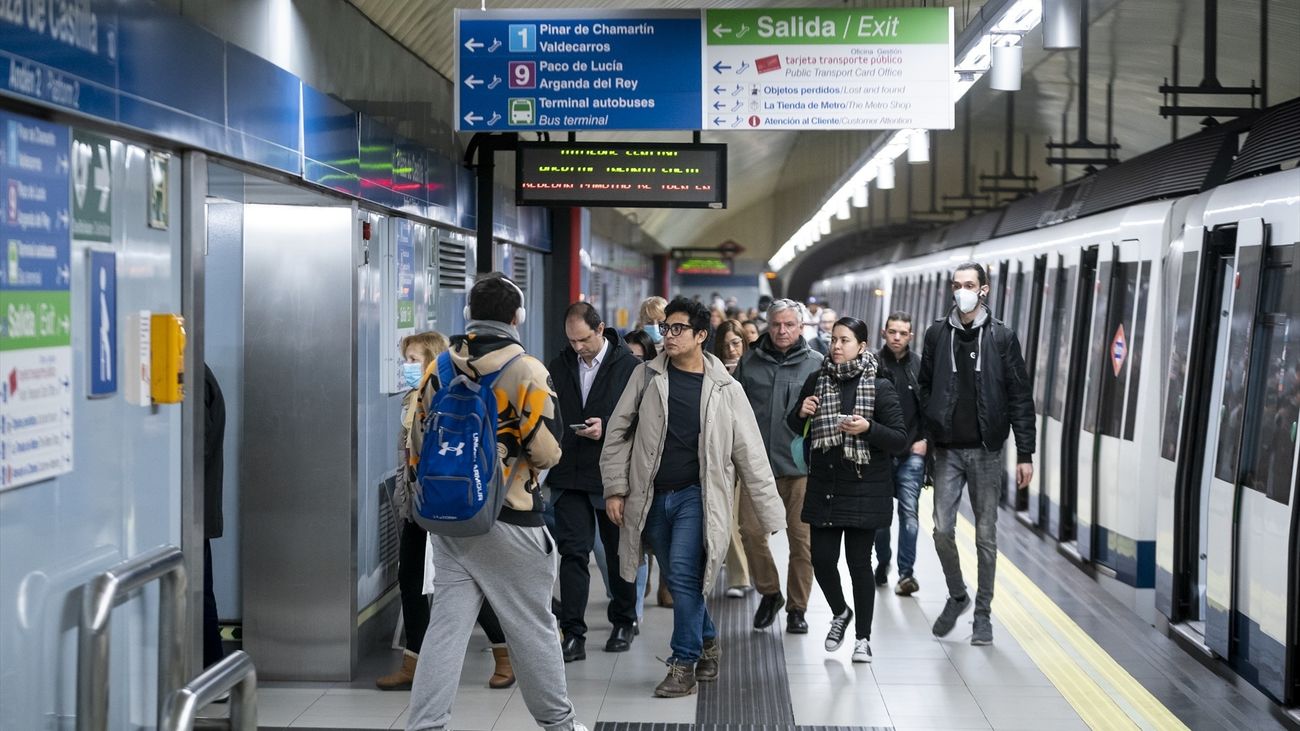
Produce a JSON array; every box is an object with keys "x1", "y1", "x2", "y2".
[
  {"x1": 733, "y1": 298, "x2": 825, "y2": 634},
  {"x1": 602, "y1": 297, "x2": 786, "y2": 699}
]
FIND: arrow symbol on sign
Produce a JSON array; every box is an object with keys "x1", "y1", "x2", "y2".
[
  {"x1": 488, "y1": 38, "x2": 502, "y2": 52},
  {"x1": 713, "y1": 61, "x2": 732, "y2": 74},
  {"x1": 713, "y1": 101, "x2": 726, "y2": 111},
  {"x1": 713, "y1": 85, "x2": 726, "y2": 95},
  {"x1": 464, "y1": 75, "x2": 484, "y2": 89},
  {"x1": 488, "y1": 75, "x2": 502, "y2": 89},
  {"x1": 57, "y1": 210, "x2": 69, "y2": 228},
  {"x1": 487, "y1": 112, "x2": 501, "y2": 126},
  {"x1": 713, "y1": 24, "x2": 732, "y2": 38},
  {"x1": 464, "y1": 37, "x2": 484, "y2": 52},
  {"x1": 713, "y1": 117, "x2": 726, "y2": 127},
  {"x1": 463, "y1": 112, "x2": 483, "y2": 126},
  {"x1": 57, "y1": 264, "x2": 69, "y2": 284},
  {"x1": 57, "y1": 154, "x2": 69, "y2": 173}
]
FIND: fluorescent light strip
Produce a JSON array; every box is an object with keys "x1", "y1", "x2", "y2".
[{"x1": 768, "y1": 0, "x2": 1043, "y2": 272}]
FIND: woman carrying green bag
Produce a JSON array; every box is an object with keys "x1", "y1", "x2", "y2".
[{"x1": 788, "y1": 317, "x2": 907, "y2": 663}]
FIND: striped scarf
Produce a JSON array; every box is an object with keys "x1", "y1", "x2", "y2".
[{"x1": 810, "y1": 351, "x2": 878, "y2": 465}]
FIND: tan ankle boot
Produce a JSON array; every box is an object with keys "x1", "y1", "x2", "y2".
[
  {"x1": 657, "y1": 577, "x2": 674, "y2": 608},
  {"x1": 489, "y1": 647, "x2": 515, "y2": 689},
  {"x1": 376, "y1": 652, "x2": 417, "y2": 690}
]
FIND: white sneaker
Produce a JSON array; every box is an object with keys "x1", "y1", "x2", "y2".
[
  {"x1": 851, "y1": 638, "x2": 872, "y2": 663},
  {"x1": 824, "y1": 607, "x2": 853, "y2": 651},
  {"x1": 725, "y1": 586, "x2": 745, "y2": 598}
]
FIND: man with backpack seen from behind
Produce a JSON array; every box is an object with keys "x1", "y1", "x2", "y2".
[
  {"x1": 601, "y1": 297, "x2": 787, "y2": 698},
  {"x1": 406, "y1": 274, "x2": 586, "y2": 731},
  {"x1": 919, "y1": 262, "x2": 1035, "y2": 647},
  {"x1": 874, "y1": 312, "x2": 927, "y2": 596},
  {"x1": 547, "y1": 302, "x2": 641, "y2": 662}
]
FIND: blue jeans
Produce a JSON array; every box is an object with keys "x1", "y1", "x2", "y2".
[
  {"x1": 892, "y1": 453, "x2": 926, "y2": 578},
  {"x1": 872, "y1": 454, "x2": 926, "y2": 577},
  {"x1": 642, "y1": 485, "x2": 716, "y2": 663}
]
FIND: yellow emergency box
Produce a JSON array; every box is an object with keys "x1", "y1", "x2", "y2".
[{"x1": 150, "y1": 313, "x2": 186, "y2": 403}]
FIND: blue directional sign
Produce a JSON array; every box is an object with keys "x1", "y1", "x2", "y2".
[
  {"x1": 455, "y1": 9, "x2": 702, "y2": 131},
  {"x1": 1, "y1": 111, "x2": 72, "y2": 295}
]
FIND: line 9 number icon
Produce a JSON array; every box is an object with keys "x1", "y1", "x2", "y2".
[{"x1": 509, "y1": 61, "x2": 537, "y2": 89}]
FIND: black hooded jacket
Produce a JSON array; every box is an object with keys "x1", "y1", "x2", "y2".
[
  {"x1": 918, "y1": 307, "x2": 1036, "y2": 463},
  {"x1": 547, "y1": 328, "x2": 640, "y2": 493}
]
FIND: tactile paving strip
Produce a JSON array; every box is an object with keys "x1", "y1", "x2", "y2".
[{"x1": 694, "y1": 578, "x2": 796, "y2": 726}]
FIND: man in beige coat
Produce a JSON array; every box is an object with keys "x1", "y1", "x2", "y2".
[{"x1": 602, "y1": 297, "x2": 786, "y2": 699}]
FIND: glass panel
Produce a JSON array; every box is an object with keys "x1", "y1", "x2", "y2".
[
  {"x1": 1050, "y1": 266, "x2": 1079, "y2": 420},
  {"x1": 1033, "y1": 265, "x2": 1059, "y2": 412},
  {"x1": 1239, "y1": 246, "x2": 1298, "y2": 504},
  {"x1": 1162, "y1": 252, "x2": 1200, "y2": 461},
  {"x1": 1123, "y1": 261, "x2": 1151, "y2": 441},
  {"x1": 1098, "y1": 261, "x2": 1138, "y2": 438},
  {"x1": 1083, "y1": 260, "x2": 1113, "y2": 433},
  {"x1": 1215, "y1": 244, "x2": 1264, "y2": 484}
]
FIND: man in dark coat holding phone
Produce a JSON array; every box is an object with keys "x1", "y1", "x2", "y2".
[{"x1": 546, "y1": 302, "x2": 641, "y2": 661}]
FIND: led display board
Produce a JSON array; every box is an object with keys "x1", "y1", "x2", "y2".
[
  {"x1": 515, "y1": 141, "x2": 726, "y2": 208},
  {"x1": 674, "y1": 257, "x2": 734, "y2": 275}
]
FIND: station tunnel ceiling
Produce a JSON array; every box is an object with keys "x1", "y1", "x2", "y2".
[{"x1": 348, "y1": 0, "x2": 1299, "y2": 265}]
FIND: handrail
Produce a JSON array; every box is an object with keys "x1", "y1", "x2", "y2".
[
  {"x1": 76, "y1": 545, "x2": 187, "y2": 731},
  {"x1": 161, "y1": 651, "x2": 257, "y2": 731}
]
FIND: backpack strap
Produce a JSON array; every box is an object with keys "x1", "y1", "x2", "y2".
[{"x1": 435, "y1": 351, "x2": 455, "y2": 391}]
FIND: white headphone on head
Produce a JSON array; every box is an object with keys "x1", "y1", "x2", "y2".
[{"x1": 465, "y1": 275, "x2": 527, "y2": 326}]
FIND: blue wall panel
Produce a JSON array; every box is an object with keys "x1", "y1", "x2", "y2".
[
  {"x1": 117, "y1": 7, "x2": 225, "y2": 126},
  {"x1": 225, "y1": 45, "x2": 301, "y2": 174},
  {"x1": 302, "y1": 84, "x2": 359, "y2": 198}
]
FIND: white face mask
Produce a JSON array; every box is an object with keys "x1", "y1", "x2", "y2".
[{"x1": 954, "y1": 288, "x2": 981, "y2": 314}]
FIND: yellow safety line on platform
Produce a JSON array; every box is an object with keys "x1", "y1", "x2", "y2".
[{"x1": 919, "y1": 490, "x2": 1189, "y2": 731}]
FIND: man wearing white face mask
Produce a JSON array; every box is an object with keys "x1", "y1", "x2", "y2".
[{"x1": 918, "y1": 262, "x2": 1035, "y2": 647}]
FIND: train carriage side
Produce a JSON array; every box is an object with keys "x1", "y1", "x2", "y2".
[{"x1": 1157, "y1": 167, "x2": 1300, "y2": 706}]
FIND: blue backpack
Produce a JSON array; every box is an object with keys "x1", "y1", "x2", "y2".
[{"x1": 413, "y1": 351, "x2": 523, "y2": 537}]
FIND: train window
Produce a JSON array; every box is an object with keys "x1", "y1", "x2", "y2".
[
  {"x1": 1238, "y1": 244, "x2": 1298, "y2": 504},
  {"x1": 1162, "y1": 252, "x2": 1200, "y2": 461},
  {"x1": 1214, "y1": 242, "x2": 1264, "y2": 485},
  {"x1": 1097, "y1": 261, "x2": 1138, "y2": 438},
  {"x1": 1050, "y1": 266, "x2": 1079, "y2": 420},
  {"x1": 1032, "y1": 265, "x2": 1059, "y2": 413},
  {"x1": 1123, "y1": 261, "x2": 1151, "y2": 441},
  {"x1": 988, "y1": 263, "x2": 1002, "y2": 317},
  {"x1": 1082, "y1": 260, "x2": 1114, "y2": 433}
]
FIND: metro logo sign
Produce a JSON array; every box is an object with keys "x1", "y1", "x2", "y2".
[{"x1": 1111, "y1": 324, "x2": 1127, "y2": 377}]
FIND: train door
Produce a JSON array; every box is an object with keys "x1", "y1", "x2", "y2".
[
  {"x1": 1226, "y1": 227, "x2": 1297, "y2": 701},
  {"x1": 1071, "y1": 243, "x2": 1123, "y2": 556},
  {"x1": 1201, "y1": 219, "x2": 1268, "y2": 659},
  {"x1": 1059, "y1": 245, "x2": 1099, "y2": 547},
  {"x1": 1014, "y1": 256, "x2": 1046, "y2": 513}
]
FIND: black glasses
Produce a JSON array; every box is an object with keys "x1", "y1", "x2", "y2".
[{"x1": 658, "y1": 322, "x2": 695, "y2": 337}]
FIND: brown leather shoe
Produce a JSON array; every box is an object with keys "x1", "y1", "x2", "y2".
[
  {"x1": 375, "y1": 652, "x2": 417, "y2": 690},
  {"x1": 489, "y1": 647, "x2": 515, "y2": 689}
]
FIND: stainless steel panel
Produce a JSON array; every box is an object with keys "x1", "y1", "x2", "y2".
[
  {"x1": 240, "y1": 203, "x2": 357, "y2": 681},
  {"x1": 181, "y1": 151, "x2": 208, "y2": 683}
]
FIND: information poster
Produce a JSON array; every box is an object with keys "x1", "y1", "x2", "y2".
[
  {"x1": 88, "y1": 249, "x2": 116, "y2": 397},
  {"x1": 1, "y1": 111, "x2": 74, "y2": 490},
  {"x1": 702, "y1": 8, "x2": 954, "y2": 130},
  {"x1": 396, "y1": 219, "x2": 415, "y2": 330}
]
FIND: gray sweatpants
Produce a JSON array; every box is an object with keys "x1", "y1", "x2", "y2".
[
  {"x1": 931, "y1": 447, "x2": 1004, "y2": 617},
  {"x1": 407, "y1": 522, "x2": 578, "y2": 731}
]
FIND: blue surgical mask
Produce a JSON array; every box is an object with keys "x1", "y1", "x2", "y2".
[
  {"x1": 401, "y1": 362, "x2": 424, "y2": 389},
  {"x1": 644, "y1": 323, "x2": 663, "y2": 344}
]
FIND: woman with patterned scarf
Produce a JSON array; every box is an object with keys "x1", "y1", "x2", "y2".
[{"x1": 787, "y1": 317, "x2": 908, "y2": 663}]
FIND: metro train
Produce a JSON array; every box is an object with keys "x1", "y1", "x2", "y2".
[{"x1": 809, "y1": 102, "x2": 1300, "y2": 707}]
